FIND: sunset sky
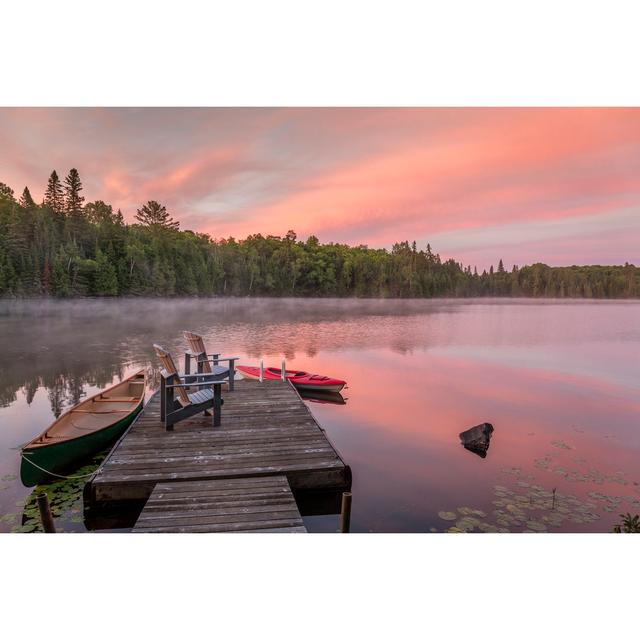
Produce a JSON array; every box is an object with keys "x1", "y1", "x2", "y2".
[{"x1": 1, "y1": 107, "x2": 638, "y2": 269}]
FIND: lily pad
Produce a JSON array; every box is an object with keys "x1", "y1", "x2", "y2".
[
  {"x1": 455, "y1": 519, "x2": 477, "y2": 532},
  {"x1": 438, "y1": 511, "x2": 457, "y2": 521},
  {"x1": 551, "y1": 440, "x2": 572, "y2": 450}
]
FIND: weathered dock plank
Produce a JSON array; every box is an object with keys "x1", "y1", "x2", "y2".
[
  {"x1": 133, "y1": 476, "x2": 307, "y2": 533},
  {"x1": 85, "y1": 379, "x2": 351, "y2": 506}
]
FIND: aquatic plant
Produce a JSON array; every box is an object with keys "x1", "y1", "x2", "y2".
[
  {"x1": 2, "y1": 450, "x2": 107, "y2": 533},
  {"x1": 613, "y1": 513, "x2": 640, "y2": 533}
]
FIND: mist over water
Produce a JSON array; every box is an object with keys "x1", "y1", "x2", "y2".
[{"x1": 1, "y1": 297, "x2": 639, "y2": 532}]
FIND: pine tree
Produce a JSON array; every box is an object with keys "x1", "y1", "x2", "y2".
[
  {"x1": 0, "y1": 182, "x2": 15, "y2": 201},
  {"x1": 50, "y1": 256, "x2": 71, "y2": 296},
  {"x1": 44, "y1": 171, "x2": 64, "y2": 214},
  {"x1": 498, "y1": 259, "x2": 505, "y2": 273},
  {"x1": 93, "y1": 250, "x2": 118, "y2": 295},
  {"x1": 19, "y1": 186, "x2": 36, "y2": 210},
  {"x1": 64, "y1": 168, "x2": 84, "y2": 215},
  {"x1": 42, "y1": 255, "x2": 51, "y2": 295},
  {"x1": 135, "y1": 200, "x2": 179, "y2": 230},
  {"x1": 64, "y1": 168, "x2": 86, "y2": 244}
]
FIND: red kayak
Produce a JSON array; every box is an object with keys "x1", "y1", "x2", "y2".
[{"x1": 236, "y1": 365, "x2": 346, "y2": 393}]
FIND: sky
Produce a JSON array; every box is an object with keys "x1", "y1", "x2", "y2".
[{"x1": 1, "y1": 107, "x2": 639, "y2": 270}]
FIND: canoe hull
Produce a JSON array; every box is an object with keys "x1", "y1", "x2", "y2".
[{"x1": 20, "y1": 400, "x2": 142, "y2": 488}]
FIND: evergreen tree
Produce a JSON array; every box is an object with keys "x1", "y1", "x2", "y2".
[
  {"x1": 42, "y1": 255, "x2": 51, "y2": 295},
  {"x1": 1, "y1": 172, "x2": 639, "y2": 300},
  {"x1": 44, "y1": 171, "x2": 64, "y2": 214},
  {"x1": 19, "y1": 186, "x2": 36, "y2": 210},
  {"x1": 0, "y1": 182, "x2": 15, "y2": 201},
  {"x1": 64, "y1": 168, "x2": 84, "y2": 215},
  {"x1": 64, "y1": 168, "x2": 87, "y2": 245},
  {"x1": 50, "y1": 256, "x2": 71, "y2": 296},
  {"x1": 93, "y1": 250, "x2": 118, "y2": 295},
  {"x1": 135, "y1": 200, "x2": 179, "y2": 230}
]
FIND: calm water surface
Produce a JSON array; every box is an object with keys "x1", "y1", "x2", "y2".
[{"x1": 0, "y1": 298, "x2": 638, "y2": 533}]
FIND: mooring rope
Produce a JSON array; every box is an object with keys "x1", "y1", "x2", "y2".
[{"x1": 20, "y1": 453, "x2": 101, "y2": 480}]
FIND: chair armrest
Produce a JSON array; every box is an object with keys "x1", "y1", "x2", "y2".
[
  {"x1": 165, "y1": 380, "x2": 226, "y2": 389},
  {"x1": 181, "y1": 371, "x2": 220, "y2": 380},
  {"x1": 203, "y1": 356, "x2": 240, "y2": 362}
]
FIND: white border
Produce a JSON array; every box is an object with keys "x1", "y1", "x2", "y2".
[
  {"x1": 1, "y1": 1, "x2": 639, "y2": 637},
  {"x1": 1, "y1": 1, "x2": 640, "y2": 106},
  {"x1": 1, "y1": 534, "x2": 639, "y2": 638}
]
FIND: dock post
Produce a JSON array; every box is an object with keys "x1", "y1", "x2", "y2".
[
  {"x1": 259, "y1": 360, "x2": 264, "y2": 383},
  {"x1": 37, "y1": 493, "x2": 56, "y2": 533},
  {"x1": 340, "y1": 491, "x2": 352, "y2": 533},
  {"x1": 281, "y1": 359, "x2": 286, "y2": 382},
  {"x1": 213, "y1": 384, "x2": 222, "y2": 427}
]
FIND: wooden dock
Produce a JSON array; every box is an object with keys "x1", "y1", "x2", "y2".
[
  {"x1": 85, "y1": 378, "x2": 351, "y2": 509},
  {"x1": 133, "y1": 476, "x2": 307, "y2": 533}
]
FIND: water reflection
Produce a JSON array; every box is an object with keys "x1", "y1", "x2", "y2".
[
  {"x1": 298, "y1": 389, "x2": 347, "y2": 405},
  {"x1": 1, "y1": 298, "x2": 639, "y2": 533}
]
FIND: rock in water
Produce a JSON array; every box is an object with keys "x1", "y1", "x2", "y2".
[{"x1": 459, "y1": 423, "x2": 494, "y2": 458}]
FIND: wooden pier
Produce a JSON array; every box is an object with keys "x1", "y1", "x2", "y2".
[
  {"x1": 133, "y1": 476, "x2": 307, "y2": 533},
  {"x1": 84, "y1": 379, "x2": 351, "y2": 515}
]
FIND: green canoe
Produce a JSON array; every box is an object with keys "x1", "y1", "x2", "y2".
[{"x1": 20, "y1": 370, "x2": 146, "y2": 487}]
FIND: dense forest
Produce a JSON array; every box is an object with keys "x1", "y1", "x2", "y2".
[{"x1": 1, "y1": 170, "x2": 638, "y2": 298}]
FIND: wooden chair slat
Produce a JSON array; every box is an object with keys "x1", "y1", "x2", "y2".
[
  {"x1": 154, "y1": 343, "x2": 224, "y2": 431},
  {"x1": 184, "y1": 331, "x2": 212, "y2": 373},
  {"x1": 153, "y1": 344, "x2": 191, "y2": 406}
]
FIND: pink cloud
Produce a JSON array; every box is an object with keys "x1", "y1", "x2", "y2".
[{"x1": 0, "y1": 108, "x2": 638, "y2": 267}]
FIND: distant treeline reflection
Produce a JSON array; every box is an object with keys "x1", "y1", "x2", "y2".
[
  {"x1": 0, "y1": 362, "x2": 158, "y2": 416},
  {"x1": 1, "y1": 172, "x2": 638, "y2": 299}
]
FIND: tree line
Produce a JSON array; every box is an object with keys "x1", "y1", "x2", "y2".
[{"x1": 0, "y1": 170, "x2": 638, "y2": 298}]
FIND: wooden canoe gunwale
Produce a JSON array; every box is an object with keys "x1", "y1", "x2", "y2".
[
  {"x1": 22, "y1": 370, "x2": 146, "y2": 451},
  {"x1": 22, "y1": 402, "x2": 144, "y2": 452},
  {"x1": 20, "y1": 371, "x2": 147, "y2": 487}
]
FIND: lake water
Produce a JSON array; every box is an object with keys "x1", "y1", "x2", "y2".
[{"x1": 0, "y1": 298, "x2": 638, "y2": 533}]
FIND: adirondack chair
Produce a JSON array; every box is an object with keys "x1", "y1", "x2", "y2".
[
  {"x1": 183, "y1": 330, "x2": 239, "y2": 391},
  {"x1": 154, "y1": 344, "x2": 226, "y2": 430}
]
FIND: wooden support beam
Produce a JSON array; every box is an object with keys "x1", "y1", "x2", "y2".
[
  {"x1": 37, "y1": 493, "x2": 56, "y2": 533},
  {"x1": 340, "y1": 491, "x2": 352, "y2": 533}
]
